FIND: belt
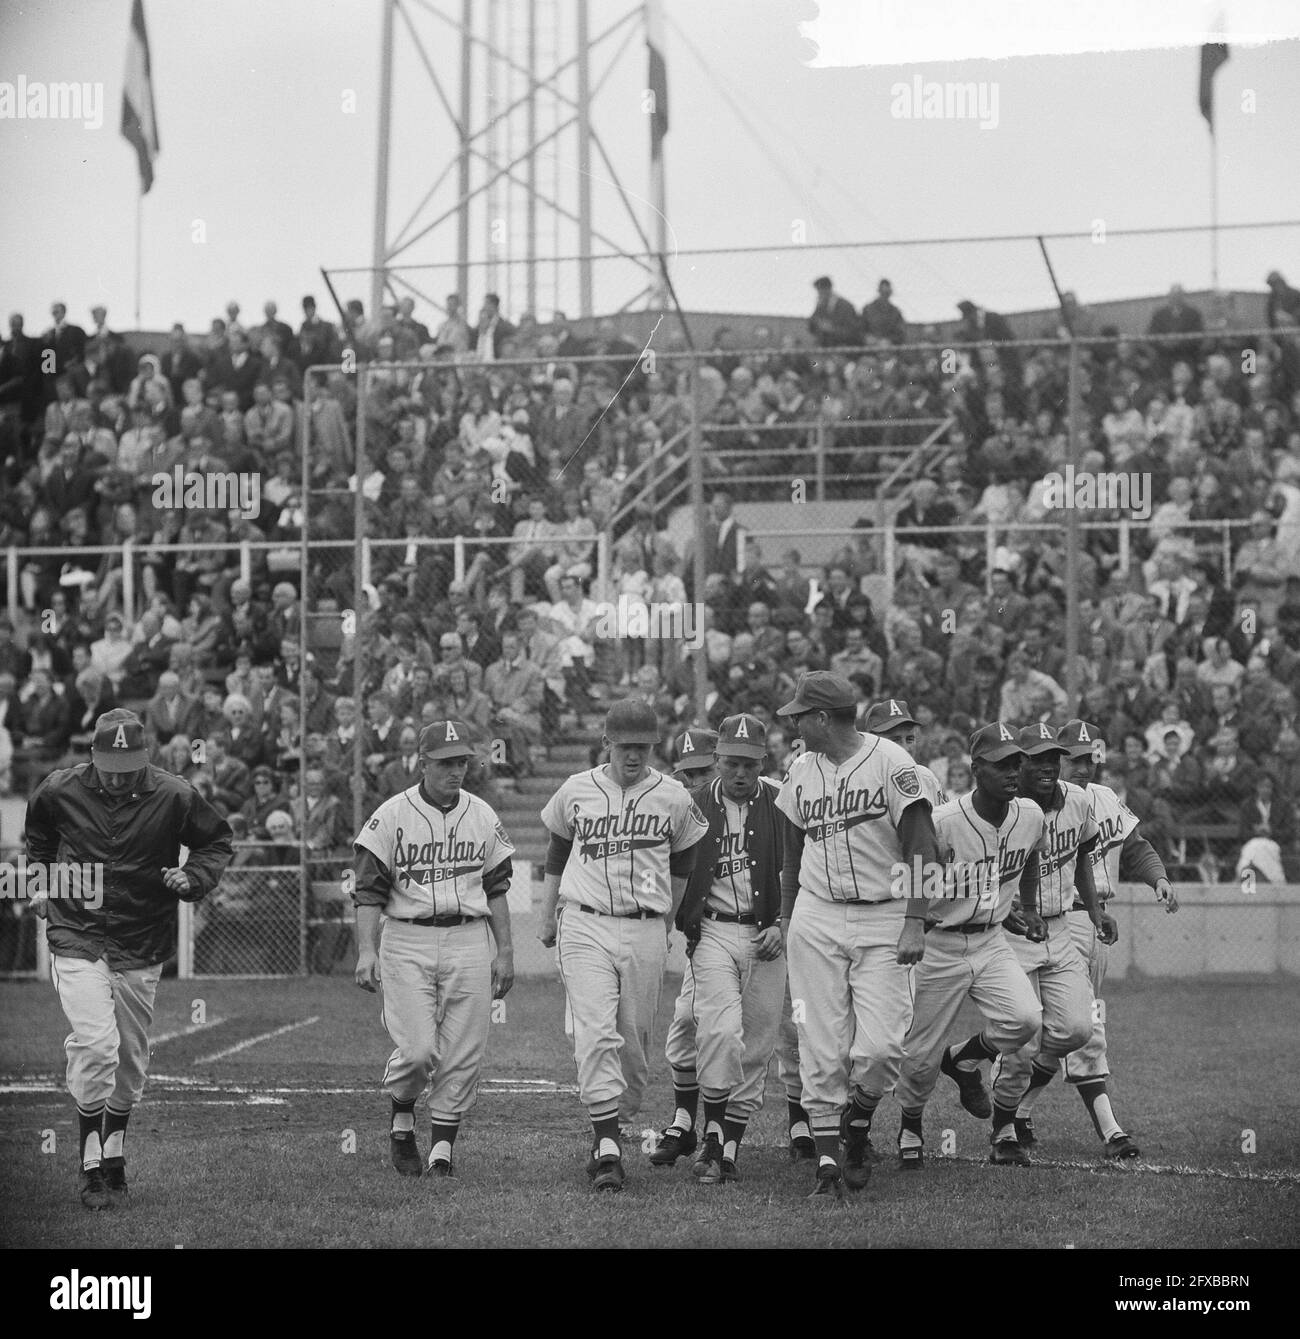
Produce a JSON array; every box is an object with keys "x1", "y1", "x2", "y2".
[
  {"x1": 704, "y1": 910, "x2": 757, "y2": 925},
  {"x1": 577, "y1": 904, "x2": 659, "y2": 919},
  {"x1": 934, "y1": 920, "x2": 999, "y2": 935},
  {"x1": 393, "y1": 913, "x2": 479, "y2": 927}
]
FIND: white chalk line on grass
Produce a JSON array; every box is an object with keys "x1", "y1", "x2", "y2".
[
  {"x1": 192, "y1": 1016, "x2": 321, "y2": 1065},
  {"x1": 923, "y1": 1151, "x2": 1300, "y2": 1185},
  {"x1": 150, "y1": 1017, "x2": 227, "y2": 1046},
  {"x1": 0, "y1": 1074, "x2": 578, "y2": 1099}
]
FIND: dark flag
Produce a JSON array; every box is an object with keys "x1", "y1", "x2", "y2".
[
  {"x1": 1198, "y1": 42, "x2": 1229, "y2": 128},
  {"x1": 121, "y1": 0, "x2": 160, "y2": 192}
]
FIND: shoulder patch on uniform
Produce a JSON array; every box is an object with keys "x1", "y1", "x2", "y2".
[
  {"x1": 494, "y1": 821, "x2": 511, "y2": 844},
  {"x1": 892, "y1": 766, "x2": 921, "y2": 798}
]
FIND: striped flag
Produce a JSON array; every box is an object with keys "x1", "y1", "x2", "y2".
[
  {"x1": 1198, "y1": 42, "x2": 1229, "y2": 128},
  {"x1": 121, "y1": 0, "x2": 159, "y2": 192}
]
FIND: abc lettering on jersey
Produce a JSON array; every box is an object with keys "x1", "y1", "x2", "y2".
[
  {"x1": 707, "y1": 777, "x2": 779, "y2": 917},
  {"x1": 930, "y1": 795, "x2": 1047, "y2": 930},
  {"x1": 541, "y1": 767, "x2": 708, "y2": 915},
  {"x1": 776, "y1": 733, "x2": 926, "y2": 903},
  {"x1": 354, "y1": 786, "x2": 514, "y2": 919},
  {"x1": 1079, "y1": 783, "x2": 1139, "y2": 904},
  {"x1": 1035, "y1": 780, "x2": 1100, "y2": 917}
]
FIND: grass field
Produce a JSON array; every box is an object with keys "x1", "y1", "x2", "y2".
[{"x1": 1, "y1": 973, "x2": 1297, "y2": 1249}]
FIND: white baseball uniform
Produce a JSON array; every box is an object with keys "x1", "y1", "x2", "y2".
[
  {"x1": 776, "y1": 733, "x2": 928, "y2": 1121},
  {"x1": 542, "y1": 767, "x2": 708, "y2": 1122},
  {"x1": 990, "y1": 780, "x2": 1097, "y2": 1111},
  {"x1": 894, "y1": 794, "x2": 1045, "y2": 1113},
  {"x1": 353, "y1": 785, "x2": 514, "y2": 1122}
]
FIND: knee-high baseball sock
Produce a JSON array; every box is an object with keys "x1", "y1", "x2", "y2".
[
  {"x1": 101, "y1": 1105, "x2": 131, "y2": 1162},
  {"x1": 811, "y1": 1113, "x2": 841, "y2": 1165},
  {"x1": 948, "y1": 1032, "x2": 997, "y2": 1073},
  {"x1": 1015, "y1": 1061, "x2": 1058, "y2": 1118},
  {"x1": 701, "y1": 1092, "x2": 728, "y2": 1142},
  {"x1": 846, "y1": 1086, "x2": 879, "y2": 1131},
  {"x1": 721, "y1": 1111, "x2": 748, "y2": 1163},
  {"x1": 787, "y1": 1099, "x2": 811, "y2": 1143},
  {"x1": 590, "y1": 1106, "x2": 621, "y2": 1158},
  {"x1": 1076, "y1": 1079, "x2": 1123, "y2": 1141},
  {"x1": 390, "y1": 1096, "x2": 416, "y2": 1134},
  {"x1": 991, "y1": 1101, "x2": 1020, "y2": 1141},
  {"x1": 898, "y1": 1107, "x2": 924, "y2": 1149},
  {"x1": 669, "y1": 1065, "x2": 699, "y2": 1133},
  {"x1": 429, "y1": 1120, "x2": 460, "y2": 1165},
  {"x1": 78, "y1": 1104, "x2": 105, "y2": 1170}
]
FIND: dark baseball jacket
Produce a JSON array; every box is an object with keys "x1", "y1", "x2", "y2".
[
  {"x1": 678, "y1": 775, "x2": 784, "y2": 939},
  {"x1": 26, "y1": 764, "x2": 234, "y2": 970}
]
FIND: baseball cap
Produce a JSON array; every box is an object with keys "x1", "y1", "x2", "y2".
[
  {"x1": 715, "y1": 713, "x2": 767, "y2": 759},
  {"x1": 91, "y1": 711, "x2": 149, "y2": 772},
  {"x1": 862, "y1": 699, "x2": 920, "y2": 735},
  {"x1": 777, "y1": 671, "x2": 857, "y2": 717},
  {"x1": 417, "y1": 720, "x2": 476, "y2": 761},
  {"x1": 604, "y1": 699, "x2": 660, "y2": 745},
  {"x1": 969, "y1": 721, "x2": 1024, "y2": 763},
  {"x1": 813, "y1": 276, "x2": 832, "y2": 290},
  {"x1": 1018, "y1": 722, "x2": 1068, "y2": 757},
  {"x1": 1057, "y1": 719, "x2": 1103, "y2": 758},
  {"x1": 673, "y1": 727, "x2": 718, "y2": 772}
]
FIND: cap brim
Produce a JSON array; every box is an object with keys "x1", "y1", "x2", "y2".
[
  {"x1": 776, "y1": 697, "x2": 806, "y2": 717},
  {"x1": 873, "y1": 717, "x2": 921, "y2": 734},
  {"x1": 420, "y1": 747, "x2": 475, "y2": 761},
  {"x1": 607, "y1": 732, "x2": 659, "y2": 745},
  {"x1": 674, "y1": 758, "x2": 715, "y2": 772},
  {"x1": 92, "y1": 749, "x2": 149, "y2": 772},
  {"x1": 975, "y1": 743, "x2": 1024, "y2": 762},
  {"x1": 715, "y1": 743, "x2": 766, "y2": 759},
  {"x1": 1061, "y1": 742, "x2": 1095, "y2": 758},
  {"x1": 1022, "y1": 742, "x2": 1068, "y2": 757}
]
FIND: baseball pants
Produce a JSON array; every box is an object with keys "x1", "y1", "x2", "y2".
[
  {"x1": 1063, "y1": 909, "x2": 1109, "y2": 1083},
  {"x1": 379, "y1": 918, "x2": 492, "y2": 1123},
  {"x1": 50, "y1": 954, "x2": 164, "y2": 1112},
  {"x1": 990, "y1": 914, "x2": 1092, "y2": 1109},
  {"x1": 556, "y1": 906, "x2": 667, "y2": 1122},
  {"x1": 786, "y1": 894, "x2": 914, "y2": 1120},
  {"x1": 690, "y1": 919, "x2": 786, "y2": 1118},
  {"x1": 894, "y1": 926, "x2": 1041, "y2": 1112}
]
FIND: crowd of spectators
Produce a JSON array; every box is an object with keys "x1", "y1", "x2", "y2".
[{"x1": 2, "y1": 268, "x2": 1300, "y2": 893}]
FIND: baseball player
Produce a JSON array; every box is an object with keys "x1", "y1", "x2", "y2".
[
  {"x1": 669, "y1": 714, "x2": 787, "y2": 1184},
  {"x1": 538, "y1": 700, "x2": 708, "y2": 1192},
  {"x1": 986, "y1": 722, "x2": 1117, "y2": 1166},
  {"x1": 1007, "y1": 719, "x2": 1179, "y2": 1160},
  {"x1": 353, "y1": 719, "x2": 516, "y2": 1179},
  {"x1": 776, "y1": 672, "x2": 943, "y2": 1199},
  {"x1": 861, "y1": 700, "x2": 948, "y2": 809},
  {"x1": 24, "y1": 708, "x2": 234, "y2": 1209},
  {"x1": 892, "y1": 723, "x2": 1045, "y2": 1168}
]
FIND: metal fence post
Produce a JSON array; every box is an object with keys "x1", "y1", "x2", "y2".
[
  {"x1": 121, "y1": 539, "x2": 135, "y2": 626},
  {"x1": 815, "y1": 422, "x2": 826, "y2": 503},
  {"x1": 5, "y1": 546, "x2": 16, "y2": 625},
  {"x1": 690, "y1": 355, "x2": 708, "y2": 725},
  {"x1": 1064, "y1": 336, "x2": 1081, "y2": 710},
  {"x1": 353, "y1": 367, "x2": 368, "y2": 845}
]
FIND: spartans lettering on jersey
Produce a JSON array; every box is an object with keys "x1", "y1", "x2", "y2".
[
  {"x1": 795, "y1": 780, "x2": 889, "y2": 839},
  {"x1": 1091, "y1": 808, "x2": 1135, "y2": 860},
  {"x1": 714, "y1": 828, "x2": 752, "y2": 880},
  {"x1": 572, "y1": 808, "x2": 674, "y2": 861},
  {"x1": 1037, "y1": 823, "x2": 1082, "y2": 877},
  {"x1": 392, "y1": 826, "x2": 488, "y2": 879}
]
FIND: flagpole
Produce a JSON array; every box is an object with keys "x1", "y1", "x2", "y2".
[
  {"x1": 134, "y1": 187, "x2": 142, "y2": 328},
  {"x1": 1210, "y1": 121, "x2": 1219, "y2": 289}
]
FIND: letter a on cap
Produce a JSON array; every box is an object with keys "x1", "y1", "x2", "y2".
[
  {"x1": 735, "y1": 717, "x2": 750, "y2": 738},
  {"x1": 890, "y1": 700, "x2": 903, "y2": 716},
  {"x1": 113, "y1": 724, "x2": 129, "y2": 749},
  {"x1": 1039, "y1": 723, "x2": 1053, "y2": 739},
  {"x1": 445, "y1": 722, "x2": 459, "y2": 742},
  {"x1": 1078, "y1": 723, "x2": 1091, "y2": 741},
  {"x1": 998, "y1": 723, "x2": 1015, "y2": 741},
  {"x1": 681, "y1": 733, "x2": 695, "y2": 753}
]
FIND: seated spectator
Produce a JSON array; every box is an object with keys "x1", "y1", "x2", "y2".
[
  {"x1": 89, "y1": 611, "x2": 134, "y2": 690},
  {"x1": 483, "y1": 631, "x2": 545, "y2": 784},
  {"x1": 220, "y1": 692, "x2": 264, "y2": 768},
  {"x1": 1236, "y1": 771, "x2": 1297, "y2": 883},
  {"x1": 998, "y1": 648, "x2": 1068, "y2": 723},
  {"x1": 144, "y1": 670, "x2": 201, "y2": 746}
]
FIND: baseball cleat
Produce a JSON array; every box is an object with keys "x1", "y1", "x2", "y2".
[
  {"x1": 1105, "y1": 1132, "x2": 1141, "y2": 1160},
  {"x1": 788, "y1": 1135, "x2": 816, "y2": 1163},
  {"x1": 102, "y1": 1157, "x2": 129, "y2": 1201},
  {"x1": 989, "y1": 1135, "x2": 1031, "y2": 1166},
  {"x1": 427, "y1": 1156, "x2": 454, "y2": 1178},
  {"x1": 720, "y1": 1158, "x2": 739, "y2": 1183},
  {"x1": 941, "y1": 1050, "x2": 993, "y2": 1119},
  {"x1": 390, "y1": 1130, "x2": 423, "y2": 1177},
  {"x1": 693, "y1": 1135, "x2": 724, "y2": 1184},
  {"x1": 839, "y1": 1109, "x2": 873, "y2": 1191},
  {"x1": 807, "y1": 1163, "x2": 844, "y2": 1200},
  {"x1": 898, "y1": 1143, "x2": 924, "y2": 1171},
  {"x1": 79, "y1": 1167, "x2": 111, "y2": 1210},
  {"x1": 649, "y1": 1126, "x2": 697, "y2": 1167},
  {"x1": 592, "y1": 1153, "x2": 625, "y2": 1192},
  {"x1": 1014, "y1": 1116, "x2": 1037, "y2": 1148}
]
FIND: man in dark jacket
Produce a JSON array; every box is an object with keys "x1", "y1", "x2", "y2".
[
  {"x1": 808, "y1": 276, "x2": 861, "y2": 348},
  {"x1": 648, "y1": 714, "x2": 789, "y2": 1185},
  {"x1": 25, "y1": 709, "x2": 233, "y2": 1210}
]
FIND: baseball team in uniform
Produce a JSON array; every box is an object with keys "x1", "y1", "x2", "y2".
[{"x1": 28, "y1": 673, "x2": 1179, "y2": 1209}]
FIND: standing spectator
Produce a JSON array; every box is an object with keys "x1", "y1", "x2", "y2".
[
  {"x1": 298, "y1": 295, "x2": 339, "y2": 366},
  {"x1": 159, "y1": 325, "x2": 202, "y2": 403},
  {"x1": 860, "y1": 279, "x2": 906, "y2": 344},
  {"x1": 43, "y1": 301, "x2": 88, "y2": 377},
  {"x1": 483, "y1": 632, "x2": 545, "y2": 783},
  {"x1": 1265, "y1": 271, "x2": 1300, "y2": 330},
  {"x1": 1146, "y1": 284, "x2": 1204, "y2": 369},
  {"x1": 256, "y1": 301, "x2": 296, "y2": 357},
  {"x1": 0, "y1": 313, "x2": 47, "y2": 437},
  {"x1": 470, "y1": 293, "x2": 517, "y2": 362},
  {"x1": 433, "y1": 293, "x2": 472, "y2": 355},
  {"x1": 808, "y1": 276, "x2": 861, "y2": 348}
]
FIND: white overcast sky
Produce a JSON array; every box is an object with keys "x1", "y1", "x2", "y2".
[{"x1": 2, "y1": 0, "x2": 1298, "y2": 331}]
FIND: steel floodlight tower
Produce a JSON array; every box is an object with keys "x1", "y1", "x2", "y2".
[{"x1": 366, "y1": 0, "x2": 668, "y2": 324}]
